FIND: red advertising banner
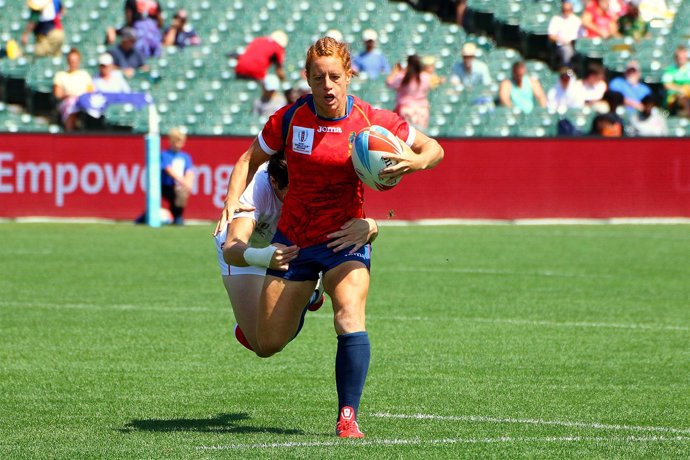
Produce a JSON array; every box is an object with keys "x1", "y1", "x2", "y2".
[{"x1": 1, "y1": 133, "x2": 689, "y2": 220}]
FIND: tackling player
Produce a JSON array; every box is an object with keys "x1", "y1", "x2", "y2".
[
  {"x1": 215, "y1": 37, "x2": 443, "y2": 438},
  {"x1": 215, "y1": 152, "x2": 378, "y2": 352}
]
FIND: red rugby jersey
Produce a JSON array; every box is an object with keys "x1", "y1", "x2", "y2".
[{"x1": 257, "y1": 95, "x2": 414, "y2": 247}]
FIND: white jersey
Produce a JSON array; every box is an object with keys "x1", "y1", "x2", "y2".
[{"x1": 214, "y1": 163, "x2": 283, "y2": 276}]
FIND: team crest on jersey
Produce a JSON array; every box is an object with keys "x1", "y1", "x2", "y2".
[
  {"x1": 292, "y1": 126, "x2": 315, "y2": 155},
  {"x1": 347, "y1": 131, "x2": 356, "y2": 157}
]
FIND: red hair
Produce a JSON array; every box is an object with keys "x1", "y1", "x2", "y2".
[{"x1": 305, "y1": 37, "x2": 353, "y2": 77}]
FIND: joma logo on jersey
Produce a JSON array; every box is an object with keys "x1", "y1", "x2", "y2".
[{"x1": 317, "y1": 126, "x2": 343, "y2": 133}]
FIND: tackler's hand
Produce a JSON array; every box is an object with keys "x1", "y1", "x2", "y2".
[
  {"x1": 268, "y1": 243, "x2": 300, "y2": 271},
  {"x1": 212, "y1": 200, "x2": 255, "y2": 236}
]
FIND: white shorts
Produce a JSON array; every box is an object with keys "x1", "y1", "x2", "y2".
[{"x1": 214, "y1": 226, "x2": 267, "y2": 277}]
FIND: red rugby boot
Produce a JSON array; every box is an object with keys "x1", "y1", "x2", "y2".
[{"x1": 336, "y1": 406, "x2": 364, "y2": 438}]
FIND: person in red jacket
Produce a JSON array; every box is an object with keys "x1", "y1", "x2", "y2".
[{"x1": 235, "y1": 30, "x2": 288, "y2": 81}]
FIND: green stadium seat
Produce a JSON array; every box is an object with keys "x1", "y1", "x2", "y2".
[{"x1": 1, "y1": 0, "x2": 687, "y2": 136}]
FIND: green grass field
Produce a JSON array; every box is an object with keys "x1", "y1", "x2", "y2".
[{"x1": 1, "y1": 222, "x2": 689, "y2": 459}]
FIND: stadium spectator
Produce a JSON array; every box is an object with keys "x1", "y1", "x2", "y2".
[
  {"x1": 21, "y1": 0, "x2": 64, "y2": 57},
  {"x1": 582, "y1": 63, "x2": 608, "y2": 106},
  {"x1": 661, "y1": 45, "x2": 690, "y2": 117},
  {"x1": 498, "y1": 61, "x2": 547, "y2": 114},
  {"x1": 108, "y1": 27, "x2": 148, "y2": 78},
  {"x1": 235, "y1": 31, "x2": 289, "y2": 81},
  {"x1": 93, "y1": 53, "x2": 131, "y2": 93},
  {"x1": 215, "y1": 36, "x2": 443, "y2": 439},
  {"x1": 547, "y1": 67, "x2": 586, "y2": 111},
  {"x1": 253, "y1": 74, "x2": 287, "y2": 118},
  {"x1": 594, "y1": 90, "x2": 627, "y2": 134},
  {"x1": 629, "y1": 94, "x2": 668, "y2": 136},
  {"x1": 618, "y1": 2, "x2": 650, "y2": 40},
  {"x1": 582, "y1": 0, "x2": 620, "y2": 38},
  {"x1": 352, "y1": 29, "x2": 391, "y2": 80},
  {"x1": 53, "y1": 48, "x2": 94, "y2": 132},
  {"x1": 160, "y1": 127, "x2": 194, "y2": 225},
  {"x1": 547, "y1": 0, "x2": 583, "y2": 67},
  {"x1": 450, "y1": 42, "x2": 491, "y2": 88},
  {"x1": 421, "y1": 56, "x2": 445, "y2": 89},
  {"x1": 590, "y1": 111, "x2": 624, "y2": 136},
  {"x1": 126, "y1": 0, "x2": 163, "y2": 58},
  {"x1": 608, "y1": 60, "x2": 651, "y2": 112},
  {"x1": 163, "y1": 9, "x2": 201, "y2": 49},
  {"x1": 386, "y1": 54, "x2": 435, "y2": 129}
]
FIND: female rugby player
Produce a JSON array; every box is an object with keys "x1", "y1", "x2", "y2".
[
  {"x1": 216, "y1": 37, "x2": 443, "y2": 438},
  {"x1": 214, "y1": 152, "x2": 379, "y2": 352}
]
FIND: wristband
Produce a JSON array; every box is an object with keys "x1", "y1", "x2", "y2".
[{"x1": 243, "y1": 245, "x2": 277, "y2": 268}]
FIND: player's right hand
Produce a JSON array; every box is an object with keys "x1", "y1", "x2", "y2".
[
  {"x1": 269, "y1": 243, "x2": 299, "y2": 271},
  {"x1": 213, "y1": 200, "x2": 255, "y2": 236}
]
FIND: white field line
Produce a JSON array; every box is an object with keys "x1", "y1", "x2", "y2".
[
  {"x1": 309, "y1": 313, "x2": 688, "y2": 332},
  {"x1": 372, "y1": 413, "x2": 690, "y2": 435},
  {"x1": 3, "y1": 300, "x2": 687, "y2": 332},
  {"x1": 197, "y1": 435, "x2": 690, "y2": 450},
  {"x1": 0, "y1": 300, "x2": 214, "y2": 313},
  {"x1": 378, "y1": 218, "x2": 690, "y2": 226},
  {"x1": 376, "y1": 266, "x2": 612, "y2": 279},
  {"x1": 449, "y1": 317, "x2": 690, "y2": 332}
]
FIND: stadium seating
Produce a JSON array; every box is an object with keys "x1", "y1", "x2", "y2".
[{"x1": 1, "y1": 0, "x2": 689, "y2": 136}]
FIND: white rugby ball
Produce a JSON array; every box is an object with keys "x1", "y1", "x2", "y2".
[{"x1": 352, "y1": 125, "x2": 403, "y2": 191}]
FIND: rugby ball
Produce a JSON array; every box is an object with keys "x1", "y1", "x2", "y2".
[{"x1": 352, "y1": 125, "x2": 403, "y2": 191}]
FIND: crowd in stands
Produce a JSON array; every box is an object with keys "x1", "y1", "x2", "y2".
[{"x1": 2, "y1": 0, "x2": 689, "y2": 137}]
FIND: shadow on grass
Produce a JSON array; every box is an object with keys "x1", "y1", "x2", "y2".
[{"x1": 119, "y1": 412, "x2": 303, "y2": 435}]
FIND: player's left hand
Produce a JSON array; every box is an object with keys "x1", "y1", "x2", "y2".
[
  {"x1": 378, "y1": 139, "x2": 421, "y2": 181},
  {"x1": 327, "y1": 218, "x2": 378, "y2": 253}
]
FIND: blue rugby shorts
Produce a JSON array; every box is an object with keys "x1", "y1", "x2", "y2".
[{"x1": 266, "y1": 229, "x2": 372, "y2": 281}]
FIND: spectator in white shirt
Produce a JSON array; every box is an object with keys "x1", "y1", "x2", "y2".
[
  {"x1": 547, "y1": 67, "x2": 585, "y2": 111},
  {"x1": 548, "y1": 0, "x2": 582, "y2": 67},
  {"x1": 93, "y1": 53, "x2": 131, "y2": 93},
  {"x1": 581, "y1": 63, "x2": 608, "y2": 107},
  {"x1": 629, "y1": 94, "x2": 668, "y2": 136}
]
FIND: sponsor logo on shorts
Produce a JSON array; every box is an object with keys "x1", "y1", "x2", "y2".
[
  {"x1": 292, "y1": 126, "x2": 314, "y2": 155},
  {"x1": 350, "y1": 244, "x2": 371, "y2": 261},
  {"x1": 317, "y1": 126, "x2": 343, "y2": 133}
]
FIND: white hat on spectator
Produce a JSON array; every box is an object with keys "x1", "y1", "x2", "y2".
[
  {"x1": 263, "y1": 74, "x2": 281, "y2": 92},
  {"x1": 27, "y1": 0, "x2": 49, "y2": 10},
  {"x1": 362, "y1": 29, "x2": 378, "y2": 42},
  {"x1": 270, "y1": 30, "x2": 289, "y2": 49},
  {"x1": 325, "y1": 29, "x2": 344, "y2": 42},
  {"x1": 462, "y1": 42, "x2": 477, "y2": 57},
  {"x1": 98, "y1": 53, "x2": 114, "y2": 66},
  {"x1": 421, "y1": 55, "x2": 436, "y2": 67}
]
